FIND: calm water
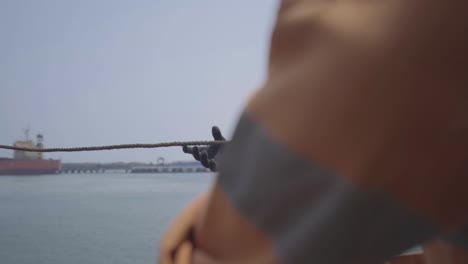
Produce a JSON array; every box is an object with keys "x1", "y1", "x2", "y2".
[{"x1": 0, "y1": 173, "x2": 214, "y2": 264}]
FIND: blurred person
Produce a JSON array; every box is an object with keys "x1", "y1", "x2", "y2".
[{"x1": 160, "y1": 0, "x2": 468, "y2": 263}]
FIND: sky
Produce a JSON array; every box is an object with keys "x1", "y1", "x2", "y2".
[{"x1": 0, "y1": 0, "x2": 278, "y2": 163}]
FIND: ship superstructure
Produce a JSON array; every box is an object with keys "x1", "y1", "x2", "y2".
[{"x1": 0, "y1": 129, "x2": 61, "y2": 175}]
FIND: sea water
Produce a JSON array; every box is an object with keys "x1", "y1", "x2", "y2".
[{"x1": 0, "y1": 173, "x2": 213, "y2": 264}]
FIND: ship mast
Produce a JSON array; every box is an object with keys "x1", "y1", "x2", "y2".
[{"x1": 22, "y1": 127, "x2": 30, "y2": 141}]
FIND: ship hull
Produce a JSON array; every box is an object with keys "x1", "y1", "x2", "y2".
[{"x1": 0, "y1": 159, "x2": 62, "y2": 175}]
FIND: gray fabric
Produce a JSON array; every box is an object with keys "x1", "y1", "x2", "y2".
[{"x1": 217, "y1": 113, "x2": 436, "y2": 264}]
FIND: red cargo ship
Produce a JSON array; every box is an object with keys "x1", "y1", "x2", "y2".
[{"x1": 0, "y1": 130, "x2": 61, "y2": 175}]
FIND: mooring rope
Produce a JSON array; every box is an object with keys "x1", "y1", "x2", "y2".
[{"x1": 0, "y1": 140, "x2": 227, "y2": 153}]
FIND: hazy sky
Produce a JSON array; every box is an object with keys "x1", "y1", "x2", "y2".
[{"x1": 0, "y1": 0, "x2": 278, "y2": 163}]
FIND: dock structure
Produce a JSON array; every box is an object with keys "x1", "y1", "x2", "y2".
[
  {"x1": 130, "y1": 166, "x2": 209, "y2": 173},
  {"x1": 130, "y1": 160, "x2": 210, "y2": 173},
  {"x1": 59, "y1": 161, "x2": 210, "y2": 174}
]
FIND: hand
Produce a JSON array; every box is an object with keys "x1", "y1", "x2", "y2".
[
  {"x1": 159, "y1": 189, "x2": 234, "y2": 264},
  {"x1": 182, "y1": 126, "x2": 226, "y2": 172},
  {"x1": 159, "y1": 193, "x2": 208, "y2": 264}
]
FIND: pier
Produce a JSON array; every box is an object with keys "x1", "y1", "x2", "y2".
[{"x1": 59, "y1": 161, "x2": 210, "y2": 174}]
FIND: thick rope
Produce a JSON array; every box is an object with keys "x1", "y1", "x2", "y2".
[{"x1": 0, "y1": 140, "x2": 227, "y2": 152}]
